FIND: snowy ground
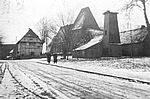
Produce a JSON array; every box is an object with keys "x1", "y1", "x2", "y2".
[
  {"x1": 0, "y1": 57, "x2": 150, "y2": 99},
  {"x1": 34, "y1": 56, "x2": 150, "y2": 83},
  {"x1": 0, "y1": 63, "x2": 41, "y2": 99}
]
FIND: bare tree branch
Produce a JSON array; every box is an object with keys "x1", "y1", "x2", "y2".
[
  {"x1": 121, "y1": 0, "x2": 150, "y2": 27},
  {"x1": 50, "y1": 11, "x2": 74, "y2": 59},
  {"x1": 36, "y1": 17, "x2": 58, "y2": 43}
]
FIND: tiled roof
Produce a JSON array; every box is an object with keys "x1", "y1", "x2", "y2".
[
  {"x1": 17, "y1": 28, "x2": 41, "y2": 44},
  {"x1": 120, "y1": 27, "x2": 148, "y2": 44}
]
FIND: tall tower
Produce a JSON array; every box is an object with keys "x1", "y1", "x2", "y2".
[{"x1": 103, "y1": 11, "x2": 120, "y2": 43}]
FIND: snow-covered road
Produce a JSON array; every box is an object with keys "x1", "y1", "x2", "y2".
[
  {"x1": 2, "y1": 60, "x2": 150, "y2": 99},
  {"x1": 0, "y1": 62, "x2": 41, "y2": 99}
]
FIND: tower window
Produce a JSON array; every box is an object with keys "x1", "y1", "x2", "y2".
[{"x1": 104, "y1": 30, "x2": 107, "y2": 35}]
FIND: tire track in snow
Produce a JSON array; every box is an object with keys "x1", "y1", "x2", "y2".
[
  {"x1": 16, "y1": 63, "x2": 146, "y2": 97},
  {"x1": 0, "y1": 63, "x2": 41, "y2": 99},
  {"x1": 8, "y1": 61, "x2": 150, "y2": 98},
  {"x1": 15, "y1": 62, "x2": 113, "y2": 99},
  {"x1": 6, "y1": 63, "x2": 55, "y2": 99},
  {"x1": 0, "y1": 63, "x2": 7, "y2": 84},
  {"x1": 8, "y1": 62, "x2": 74, "y2": 99},
  {"x1": 37, "y1": 61, "x2": 150, "y2": 85},
  {"x1": 30, "y1": 62, "x2": 150, "y2": 98}
]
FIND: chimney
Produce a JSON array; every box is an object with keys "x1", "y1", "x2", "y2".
[{"x1": 103, "y1": 11, "x2": 120, "y2": 43}]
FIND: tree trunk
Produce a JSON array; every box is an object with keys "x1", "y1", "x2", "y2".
[
  {"x1": 142, "y1": 0, "x2": 150, "y2": 56},
  {"x1": 63, "y1": 52, "x2": 66, "y2": 59},
  {"x1": 142, "y1": 0, "x2": 150, "y2": 41},
  {"x1": 142, "y1": 0, "x2": 150, "y2": 32}
]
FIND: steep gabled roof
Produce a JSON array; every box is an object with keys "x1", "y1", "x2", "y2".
[
  {"x1": 17, "y1": 28, "x2": 41, "y2": 44},
  {"x1": 56, "y1": 24, "x2": 74, "y2": 39},
  {"x1": 72, "y1": 7, "x2": 100, "y2": 30}
]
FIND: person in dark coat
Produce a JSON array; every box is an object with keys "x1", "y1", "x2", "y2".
[
  {"x1": 46, "y1": 52, "x2": 51, "y2": 64},
  {"x1": 53, "y1": 53, "x2": 57, "y2": 64}
]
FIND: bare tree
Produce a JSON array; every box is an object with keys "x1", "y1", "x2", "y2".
[
  {"x1": 122, "y1": 0, "x2": 150, "y2": 56},
  {"x1": 53, "y1": 11, "x2": 74, "y2": 59},
  {"x1": 122, "y1": 0, "x2": 150, "y2": 33},
  {"x1": 37, "y1": 10, "x2": 74, "y2": 59},
  {"x1": 36, "y1": 17, "x2": 57, "y2": 44}
]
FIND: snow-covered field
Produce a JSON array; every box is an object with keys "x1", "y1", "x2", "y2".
[{"x1": 0, "y1": 57, "x2": 150, "y2": 99}]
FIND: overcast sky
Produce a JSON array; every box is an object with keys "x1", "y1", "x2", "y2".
[{"x1": 1, "y1": 0, "x2": 150, "y2": 44}]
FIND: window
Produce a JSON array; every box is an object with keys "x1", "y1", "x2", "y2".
[
  {"x1": 104, "y1": 30, "x2": 107, "y2": 35},
  {"x1": 37, "y1": 46, "x2": 41, "y2": 48},
  {"x1": 26, "y1": 43, "x2": 29, "y2": 46},
  {"x1": 31, "y1": 52, "x2": 34, "y2": 56},
  {"x1": 29, "y1": 38, "x2": 33, "y2": 40}
]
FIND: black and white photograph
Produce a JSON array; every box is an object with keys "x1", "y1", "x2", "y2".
[{"x1": 0, "y1": 0, "x2": 150, "y2": 98}]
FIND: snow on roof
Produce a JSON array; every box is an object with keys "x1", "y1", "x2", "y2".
[
  {"x1": 9, "y1": 49, "x2": 14, "y2": 53},
  {"x1": 86, "y1": 28, "x2": 104, "y2": 37},
  {"x1": 120, "y1": 27, "x2": 148, "y2": 44},
  {"x1": 74, "y1": 35, "x2": 103, "y2": 51}
]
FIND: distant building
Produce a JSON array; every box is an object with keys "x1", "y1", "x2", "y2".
[
  {"x1": 0, "y1": 44, "x2": 16, "y2": 59},
  {"x1": 15, "y1": 28, "x2": 42, "y2": 59}
]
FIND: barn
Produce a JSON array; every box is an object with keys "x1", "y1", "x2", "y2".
[
  {"x1": 120, "y1": 27, "x2": 148, "y2": 56},
  {"x1": 15, "y1": 28, "x2": 42, "y2": 59},
  {"x1": 73, "y1": 10, "x2": 122, "y2": 58},
  {"x1": 50, "y1": 7, "x2": 102, "y2": 56},
  {"x1": 73, "y1": 9, "x2": 150, "y2": 58},
  {"x1": 49, "y1": 7, "x2": 150, "y2": 58}
]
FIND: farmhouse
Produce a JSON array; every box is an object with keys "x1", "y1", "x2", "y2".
[
  {"x1": 15, "y1": 28, "x2": 42, "y2": 59},
  {"x1": 0, "y1": 28, "x2": 42, "y2": 59}
]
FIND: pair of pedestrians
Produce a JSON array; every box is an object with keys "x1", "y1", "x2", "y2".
[{"x1": 46, "y1": 53, "x2": 57, "y2": 64}]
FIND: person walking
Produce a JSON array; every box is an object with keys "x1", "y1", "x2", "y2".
[
  {"x1": 46, "y1": 52, "x2": 51, "y2": 64},
  {"x1": 53, "y1": 53, "x2": 57, "y2": 64}
]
